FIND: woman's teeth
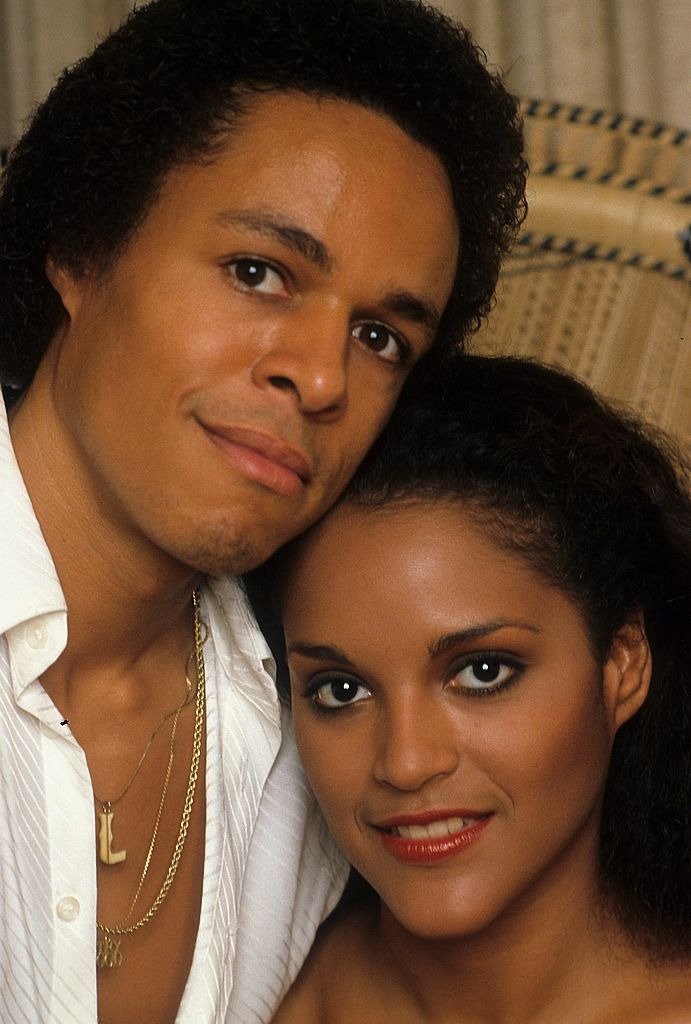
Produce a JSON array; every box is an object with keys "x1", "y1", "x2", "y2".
[{"x1": 392, "y1": 816, "x2": 471, "y2": 840}]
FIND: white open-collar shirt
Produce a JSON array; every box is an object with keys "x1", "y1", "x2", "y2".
[{"x1": 0, "y1": 399, "x2": 347, "y2": 1023}]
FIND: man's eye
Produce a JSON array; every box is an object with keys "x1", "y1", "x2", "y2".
[
  {"x1": 451, "y1": 654, "x2": 522, "y2": 696},
  {"x1": 353, "y1": 322, "x2": 407, "y2": 364},
  {"x1": 310, "y1": 674, "x2": 372, "y2": 710},
  {"x1": 228, "y1": 258, "x2": 288, "y2": 296}
]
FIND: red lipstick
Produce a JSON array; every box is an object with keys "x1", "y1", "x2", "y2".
[{"x1": 376, "y1": 811, "x2": 492, "y2": 864}]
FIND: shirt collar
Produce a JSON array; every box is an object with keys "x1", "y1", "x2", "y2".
[
  {"x1": 0, "y1": 398, "x2": 68, "y2": 692},
  {"x1": 204, "y1": 575, "x2": 282, "y2": 734},
  {"x1": 0, "y1": 399, "x2": 280, "y2": 719}
]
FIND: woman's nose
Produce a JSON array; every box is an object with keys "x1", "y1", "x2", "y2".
[{"x1": 372, "y1": 697, "x2": 461, "y2": 792}]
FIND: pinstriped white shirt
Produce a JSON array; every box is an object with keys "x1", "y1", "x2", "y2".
[{"x1": 0, "y1": 400, "x2": 347, "y2": 1023}]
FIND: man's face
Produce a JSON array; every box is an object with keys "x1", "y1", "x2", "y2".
[{"x1": 45, "y1": 92, "x2": 458, "y2": 574}]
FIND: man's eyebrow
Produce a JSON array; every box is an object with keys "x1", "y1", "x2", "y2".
[
  {"x1": 214, "y1": 209, "x2": 333, "y2": 272},
  {"x1": 429, "y1": 620, "x2": 541, "y2": 658},
  {"x1": 381, "y1": 290, "x2": 443, "y2": 335},
  {"x1": 215, "y1": 209, "x2": 443, "y2": 334},
  {"x1": 286, "y1": 642, "x2": 355, "y2": 668}
]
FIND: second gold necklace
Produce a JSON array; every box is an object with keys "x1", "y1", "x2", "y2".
[{"x1": 93, "y1": 656, "x2": 195, "y2": 866}]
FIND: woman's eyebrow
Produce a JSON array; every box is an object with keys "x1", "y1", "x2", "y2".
[
  {"x1": 286, "y1": 641, "x2": 355, "y2": 667},
  {"x1": 429, "y1": 620, "x2": 541, "y2": 658}
]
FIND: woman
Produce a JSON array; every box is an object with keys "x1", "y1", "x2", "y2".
[{"x1": 263, "y1": 355, "x2": 690, "y2": 1023}]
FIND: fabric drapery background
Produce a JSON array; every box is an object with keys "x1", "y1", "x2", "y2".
[
  {"x1": 1, "y1": 0, "x2": 689, "y2": 441},
  {"x1": 1, "y1": 0, "x2": 132, "y2": 147},
  {"x1": 2, "y1": 1, "x2": 689, "y2": 149},
  {"x1": 438, "y1": 0, "x2": 690, "y2": 129}
]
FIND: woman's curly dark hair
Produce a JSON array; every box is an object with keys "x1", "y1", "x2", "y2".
[
  {"x1": 329, "y1": 353, "x2": 689, "y2": 963},
  {"x1": 0, "y1": 0, "x2": 526, "y2": 388}
]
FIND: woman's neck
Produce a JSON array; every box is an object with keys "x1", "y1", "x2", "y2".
[{"x1": 363, "y1": 861, "x2": 662, "y2": 1024}]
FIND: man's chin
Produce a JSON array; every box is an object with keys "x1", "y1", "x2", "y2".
[{"x1": 169, "y1": 525, "x2": 285, "y2": 579}]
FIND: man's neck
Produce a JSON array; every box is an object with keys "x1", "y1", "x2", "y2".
[
  {"x1": 9, "y1": 364, "x2": 199, "y2": 643},
  {"x1": 8, "y1": 369, "x2": 201, "y2": 704}
]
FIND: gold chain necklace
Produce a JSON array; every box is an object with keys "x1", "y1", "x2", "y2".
[
  {"x1": 96, "y1": 589, "x2": 206, "y2": 969},
  {"x1": 94, "y1": 660, "x2": 194, "y2": 866}
]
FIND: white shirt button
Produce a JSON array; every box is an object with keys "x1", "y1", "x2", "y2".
[
  {"x1": 24, "y1": 621, "x2": 48, "y2": 650},
  {"x1": 56, "y1": 896, "x2": 80, "y2": 922}
]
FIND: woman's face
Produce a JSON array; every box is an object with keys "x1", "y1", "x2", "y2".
[{"x1": 282, "y1": 501, "x2": 645, "y2": 941}]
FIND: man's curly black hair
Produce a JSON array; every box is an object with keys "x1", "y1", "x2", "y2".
[{"x1": 0, "y1": 0, "x2": 526, "y2": 388}]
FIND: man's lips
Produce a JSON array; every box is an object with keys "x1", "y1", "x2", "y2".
[
  {"x1": 200, "y1": 422, "x2": 312, "y2": 496},
  {"x1": 373, "y1": 809, "x2": 493, "y2": 864}
]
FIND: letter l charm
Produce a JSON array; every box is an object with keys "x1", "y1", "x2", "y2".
[{"x1": 98, "y1": 806, "x2": 127, "y2": 864}]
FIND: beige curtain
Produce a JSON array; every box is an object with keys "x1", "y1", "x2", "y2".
[
  {"x1": 2, "y1": 1, "x2": 689, "y2": 148},
  {"x1": 0, "y1": 0, "x2": 133, "y2": 148},
  {"x1": 436, "y1": 0, "x2": 691, "y2": 128}
]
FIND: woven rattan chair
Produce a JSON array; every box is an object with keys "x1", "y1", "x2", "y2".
[{"x1": 471, "y1": 99, "x2": 690, "y2": 447}]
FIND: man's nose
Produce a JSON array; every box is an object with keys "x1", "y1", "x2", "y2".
[
  {"x1": 251, "y1": 302, "x2": 350, "y2": 418},
  {"x1": 373, "y1": 696, "x2": 461, "y2": 793}
]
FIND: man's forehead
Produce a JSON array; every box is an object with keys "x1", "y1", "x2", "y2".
[
  {"x1": 160, "y1": 90, "x2": 456, "y2": 242},
  {"x1": 201, "y1": 88, "x2": 449, "y2": 189}
]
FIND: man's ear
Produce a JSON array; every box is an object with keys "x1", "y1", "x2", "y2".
[
  {"x1": 602, "y1": 612, "x2": 652, "y2": 735},
  {"x1": 45, "y1": 257, "x2": 83, "y2": 318}
]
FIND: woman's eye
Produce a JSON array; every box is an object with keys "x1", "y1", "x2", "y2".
[
  {"x1": 310, "y1": 674, "x2": 372, "y2": 710},
  {"x1": 228, "y1": 258, "x2": 288, "y2": 296},
  {"x1": 452, "y1": 655, "x2": 520, "y2": 695},
  {"x1": 352, "y1": 322, "x2": 407, "y2": 364}
]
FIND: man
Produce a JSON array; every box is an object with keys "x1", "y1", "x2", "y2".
[{"x1": 0, "y1": 1, "x2": 525, "y2": 1021}]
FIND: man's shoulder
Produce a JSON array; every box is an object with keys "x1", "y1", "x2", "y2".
[{"x1": 0, "y1": 395, "x2": 66, "y2": 641}]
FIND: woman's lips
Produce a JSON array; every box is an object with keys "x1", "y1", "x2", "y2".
[
  {"x1": 375, "y1": 812, "x2": 493, "y2": 864},
  {"x1": 201, "y1": 422, "x2": 312, "y2": 497}
]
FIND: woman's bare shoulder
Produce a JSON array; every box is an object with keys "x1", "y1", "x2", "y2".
[
  {"x1": 641, "y1": 966, "x2": 691, "y2": 1024},
  {"x1": 600, "y1": 957, "x2": 691, "y2": 1024},
  {"x1": 271, "y1": 899, "x2": 379, "y2": 1024}
]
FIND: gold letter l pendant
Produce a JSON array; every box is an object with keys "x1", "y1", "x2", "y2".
[{"x1": 98, "y1": 807, "x2": 127, "y2": 865}]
